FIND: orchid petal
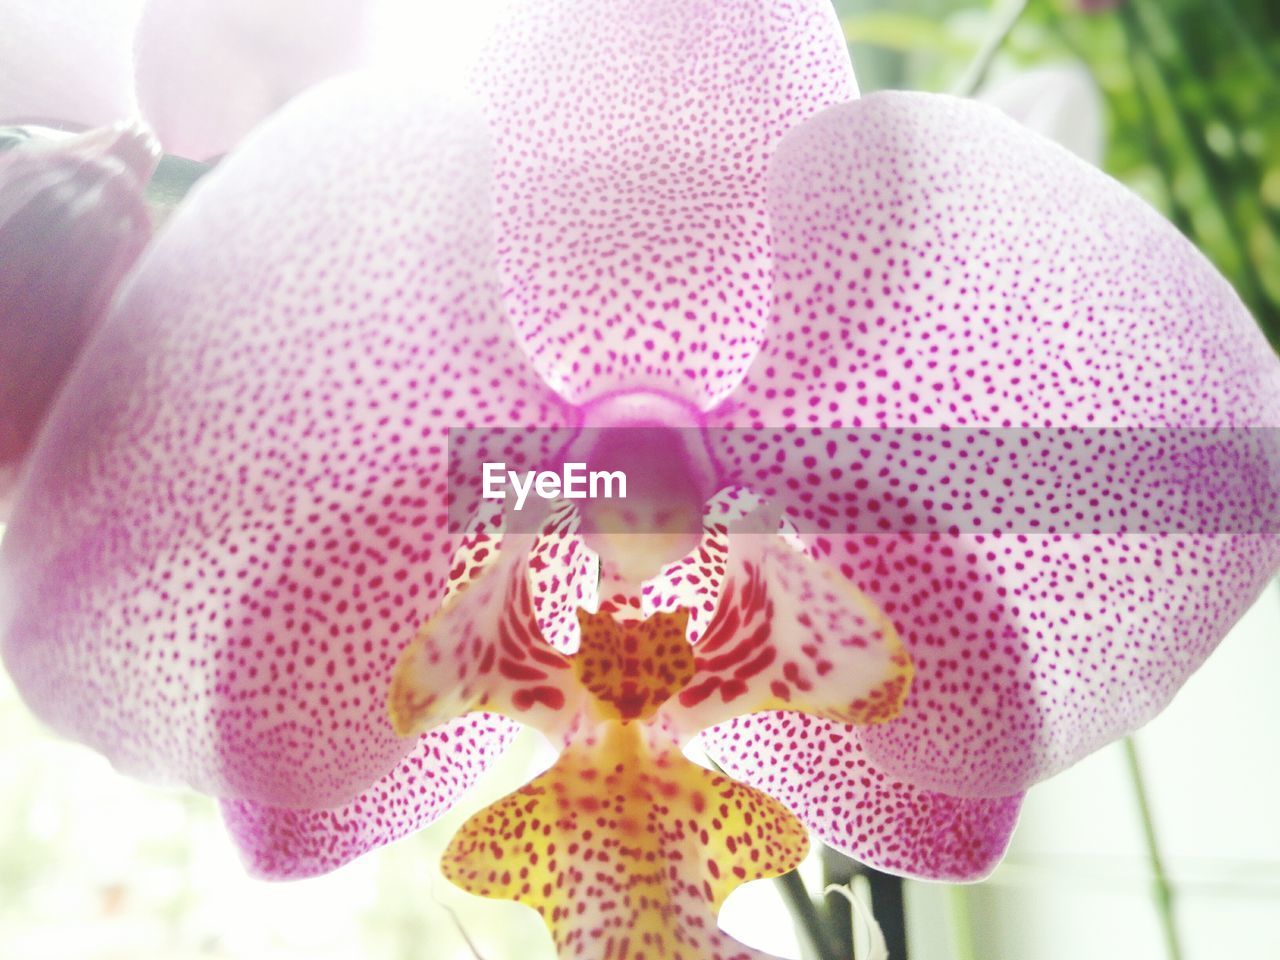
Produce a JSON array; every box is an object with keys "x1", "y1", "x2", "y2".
[
  {"x1": 708, "y1": 93, "x2": 1280, "y2": 796},
  {"x1": 661, "y1": 533, "x2": 913, "y2": 738},
  {"x1": 134, "y1": 0, "x2": 375, "y2": 159},
  {"x1": 703, "y1": 712, "x2": 1023, "y2": 882},
  {"x1": 732, "y1": 93, "x2": 1280, "y2": 429},
  {"x1": 223, "y1": 713, "x2": 518, "y2": 879},
  {"x1": 388, "y1": 541, "x2": 579, "y2": 743},
  {"x1": 0, "y1": 0, "x2": 142, "y2": 128},
  {"x1": 474, "y1": 0, "x2": 857, "y2": 408},
  {"x1": 641, "y1": 486, "x2": 765, "y2": 643},
  {"x1": 0, "y1": 125, "x2": 158, "y2": 514},
  {"x1": 0, "y1": 74, "x2": 576, "y2": 809},
  {"x1": 527, "y1": 500, "x2": 599, "y2": 655},
  {"x1": 444, "y1": 721, "x2": 808, "y2": 960}
]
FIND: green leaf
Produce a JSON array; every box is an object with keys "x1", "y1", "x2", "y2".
[{"x1": 841, "y1": 12, "x2": 974, "y2": 55}]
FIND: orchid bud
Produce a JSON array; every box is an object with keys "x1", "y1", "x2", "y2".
[
  {"x1": 978, "y1": 62, "x2": 1105, "y2": 166},
  {"x1": 0, "y1": 124, "x2": 159, "y2": 513}
]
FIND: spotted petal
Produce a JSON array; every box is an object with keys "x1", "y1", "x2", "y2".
[
  {"x1": 708, "y1": 93, "x2": 1280, "y2": 796},
  {"x1": 473, "y1": 0, "x2": 857, "y2": 408},
  {"x1": 659, "y1": 532, "x2": 912, "y2": 737},
  {"x1": 0, "y1": 75, "x2": 576, "y2": 809},
  {"x1": 223, "y1": 713, "x2": 519, "y2": 879},
  {"x1": 702, "y1": 712, "x2": 1023, "y2": 882},
  {"x1": 388, "y1": 540, "x2": 580, "y2": 743}
]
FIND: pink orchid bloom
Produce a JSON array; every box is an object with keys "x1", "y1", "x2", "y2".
[
  {"x1": 2, "y1": 2, "x2": 1279, "y2": 959},
  {"x1": 0, "y1": 0, "x2": 374, "y2": 159}
]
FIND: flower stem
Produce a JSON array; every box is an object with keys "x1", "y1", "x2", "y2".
[
  {"x1": 952, "y1": 0, "x2": 1030, "y2": 97},
  {"x1": 145, "y1": 155, "x2": 212, "y2": 221},
  {"x1": 861, "y1": 867, "x2": 908, "y2": 960},
  {"x1": 945, "y1": 884, "x2": 978, "y2": 960},
  {"x1": 1122, "y1": 736, "x2": 1185, "y2": 960},
  {"x1": 777, "y1": 865, "x2": 845, "y2": 960},
  {"x1": 821, "y1": 846, "x2": 857, "y2": 958}
]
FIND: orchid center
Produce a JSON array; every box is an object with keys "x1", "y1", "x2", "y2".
[
  {"x1": 572, "y1": 390, "x2": 716, "y2": 587},
  {"x1": 573, "y1": 607, "x2": 696, "y2": 722}
]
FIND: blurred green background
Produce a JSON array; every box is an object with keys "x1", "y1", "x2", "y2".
[{"x1": 837, "y1": 0, "x2": 1280, "y2": 349}]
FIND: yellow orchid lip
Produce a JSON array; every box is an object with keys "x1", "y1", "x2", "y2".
[{"x1": 443, "y1": 718, "x2": 810, "y2": 960}]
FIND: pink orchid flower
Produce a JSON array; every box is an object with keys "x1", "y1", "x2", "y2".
[{"x1": 2, "y1": 2, "x2": 1279, "y2": 958}]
